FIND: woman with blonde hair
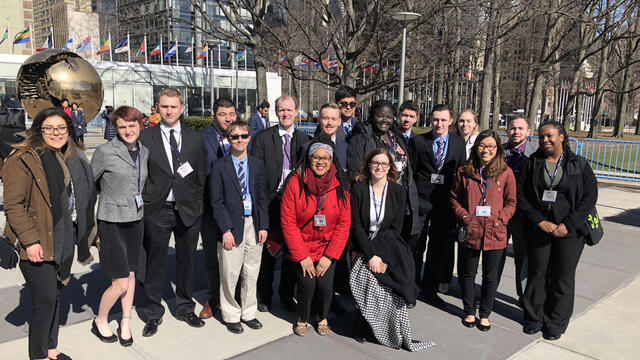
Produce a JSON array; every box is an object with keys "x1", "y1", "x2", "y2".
[{"x1": 454, "y1": 109, "x2": 479, "y2": 159}]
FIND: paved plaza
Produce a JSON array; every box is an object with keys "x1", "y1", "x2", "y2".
[{"x1": 0, "y1": 127, "x2": 638, "y2": 359}]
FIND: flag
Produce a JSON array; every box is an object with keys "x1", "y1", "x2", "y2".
[
  {"x1": 185, "y1": 43, "x2": 193, "y2": 53},
  {"x1": 150, "y1": 42, "x2": 161, "y2": 56},
  {"x1": 164, "y1": 42, "x2": 177, "y2": 57},
  {"x1": 234, "y1": 49, "x2": 246, "y2": 62},
  {"x1": 114, "y1": 38, "x2": 129, "y2": 54},
  {"x1": 328, "y1": 59, "x2": 340, "y2": 70},
  {"x1": 96, "y1": 35, "x2": 111, "y2": 55},
  {"x1": 36, "y1": 33, "x2": 53, "y2": 51},
  {"x1": 76, "y1": 36, "x2": 92, "y2": 51},
  {"x1": 0, "y1": 28, "x2": 8, "y2": 45},
  {"x1": 135, "y1": 41, "x2": 145, "y2": 59},
  {"x1": 13, "y1": 27, "x2": 30, "y2": 44},
  {"x1": 63, "y1": 38, "x2": 73, "y2": 50},
  {"x1": 197, "y1": 45, "x2": 208, "y2": 60},
  {"x1": 278, "y1": 57, "x2": 289, "y2": 66},
  {"x1": 463, "y1": 72, "x2": 472, "y2": 80}
]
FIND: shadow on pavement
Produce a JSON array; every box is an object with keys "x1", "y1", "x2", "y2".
[{"x1": 604, "y1": 208, "x2": 640, "y2": 227}]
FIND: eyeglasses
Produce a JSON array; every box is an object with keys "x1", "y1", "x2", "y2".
[
  {"x1": 229, "y1": 134, "x2": 250, "y2": 140},
  {"x1": 370, "y1": 161, "x2": 390, "y2": 169},
  {"x1": 310, "y1": 155, "x2": 331, "y2": 163},
  {"x1": 41, "y1": 126, "x2": 68, "y2": 135},
  {"x1": 339, "y1": 101, "x2": 357, "y2": 109},
  {"x1": 477, "y1": 144, "x2": 497, "y2": 151}
]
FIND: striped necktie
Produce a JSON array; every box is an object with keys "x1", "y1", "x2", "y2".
[
  {"x1": 436, "y1": 138, "x2": 445, "y2": 171},
  {"x1": 237, "y1": 161, "x2": 247, "y2": 197}
]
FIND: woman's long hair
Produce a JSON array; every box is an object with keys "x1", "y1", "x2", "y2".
[
  {"x1": 12, "y1": 107, "x2": 83, "y2": 155},
  {"x1": 355, "y1": 148, "x2": 398, "y2": 183},
  {"x1": 453, "y1": 109, "x2": 479, "y2": 137},
  {"x1": 295, "y1": 133, "x2": 349, "y2": 203},
  {"x1": 463, "y1": 130, "x2": 507, "y2": 178}
]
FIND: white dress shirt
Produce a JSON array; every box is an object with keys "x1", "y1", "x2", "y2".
[
  {"x1": 160, "y1": 122, "x2": 182, "y2": 201},
  {"x1": 277, "y1": 124, "x2": 295, "y2": 191}
]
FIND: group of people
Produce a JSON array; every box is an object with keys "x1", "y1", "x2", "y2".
[{"x1": 1, "y1": 85, "x2": 598, "y2": 360}]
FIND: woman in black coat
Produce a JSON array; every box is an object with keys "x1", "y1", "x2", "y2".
[
  {"x1": 349, "y1": 148, "x2": 433, "y2": 351},
  {"x1": 517, "y1": 120, "x2": 598, "y2": 341}
]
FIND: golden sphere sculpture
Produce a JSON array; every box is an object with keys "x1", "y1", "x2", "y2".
[{"x1": 17, "y1": 49, "x2": 103, "y2": 120}]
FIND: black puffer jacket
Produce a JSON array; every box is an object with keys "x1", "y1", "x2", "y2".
[{"x1": 0, "y1": 106, "x2": 26, "y2": 159}]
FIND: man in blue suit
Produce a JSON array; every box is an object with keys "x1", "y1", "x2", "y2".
[
  {"x1": 398, "y1": 100, "x2": 419, "y2": 147},
  {"x1": 199, "y1": 98, "x2": 238, "y2": 319},
  {"x1": 211, "y1": 121, "x2": 269, "y2": 334},
  {"x1": 298, "y1": 103, "x2": 347, "y2": 169},
  {"x1": 249, "y1": 100, "x2": 270, "y2": 137}
]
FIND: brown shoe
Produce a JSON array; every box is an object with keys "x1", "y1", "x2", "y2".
[
  {"x1": 293, "y1": 322, "x2": 308, "y2": 337},
  {"x1": 199, "y1": 302, "x2": 213, "y2": 319},
  {"x1": 316, "y1": 322, "x2": 330, "y2": 336}
]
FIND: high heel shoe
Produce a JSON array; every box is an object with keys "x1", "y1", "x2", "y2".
[
  {"x1": 91, "y1": 319, "x2": 118, "y2": 343},
  {"x1": 118, "y1": 325, "x2": 134, "y2": 347}
]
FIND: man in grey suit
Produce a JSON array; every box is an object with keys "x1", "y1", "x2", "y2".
[{"x1": 503, "y1": 115, "x2": 537, "y2": 306}]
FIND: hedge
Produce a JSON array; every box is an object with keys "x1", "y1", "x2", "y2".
[{"x1": 182, "y1": 116, "x2": 249, "y2": 132}]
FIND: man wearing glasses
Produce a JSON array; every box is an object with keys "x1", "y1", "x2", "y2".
[{"x1": 334, "y1": 86, "x2": 359, "y2": 143}]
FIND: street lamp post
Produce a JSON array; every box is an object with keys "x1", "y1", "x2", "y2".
[{"x1": 392, "y1": 12, "x2": 422, "y2": 106}]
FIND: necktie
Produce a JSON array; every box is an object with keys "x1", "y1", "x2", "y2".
[
  {"x1": 169, "y1": 129, "x2": 179, "y2": 173},
  {"x1": 436, "y1": 138, "x2": 445, "y2": 171},
  {"x1": 237, "y1": 160, "x2": 247, "y2": 197},
  {"x1": 283, "y1": 134, "x2": 291, "y2": 170},
  {"x1": 344, "y1": 123, "x2": 352, "y2": 137},
  {"x1": 404, "y1": 134, "x2": 410, "y2": 145}
]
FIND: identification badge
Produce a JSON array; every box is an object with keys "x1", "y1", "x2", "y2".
[
  {"x1": 177, "y1": 162, "x2": 194, "y2": 178},
  {"x1": 431, "y1": 174, "x2": 445, "y2": 184},
  {"x1": 135, "y1": 194, "x2": 144, "y2": 209},
  {"x1": 243, "y1": 199, "x2": 252, "y2": 216},
  {"x1": 476, "y1": 206, "x2": 491, "y2": 217},
  {"x1": 314, "y1": 214, "x2": 326, "y2": 227},
  {"x1": 394, "y1": 161, "x2": 403, "y2": 171},
  {"x1": 542, "y1": 190, "x2": 558, "y2": 202}
]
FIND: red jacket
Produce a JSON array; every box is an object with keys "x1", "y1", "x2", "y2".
[
  {"x1": 280, "y1": 172, "x2": 351, "y2": 262},
  {"x1": 450, "y1": 166, "x2": 517, "y2": 250}
]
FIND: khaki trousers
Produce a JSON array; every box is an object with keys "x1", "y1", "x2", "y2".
[{"x1": 218, "y1": 216, "x2": 263, "y2": 323}]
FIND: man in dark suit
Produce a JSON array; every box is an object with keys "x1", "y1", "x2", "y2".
[
  {"x1": 409, "y1": 104, "x2": 467, "y2": 306},
  {"x1": 211, "y1": 121, "x2": 269, "y2": 334},
  {"x1": 398, "y1": 100, "x2": 419, "y2": 147},
  {"x1": 198, "y1": 98, "x2": 238, "y2": 319},
  {"x1": 251, "y1": 94, "x2": 310, "y2": 312},
  {"x1": 249, "y1": 100, "x2": 270, "y2": 137},
  {"x1": 139, "y1": 88, "x2": 207, "y2": 336},
  {"x1": 334, "y1": 85, "x2": 360, "y2": 143},
  {"x1": 299, "y1": 103, "x2": 347, "y2": 169}
]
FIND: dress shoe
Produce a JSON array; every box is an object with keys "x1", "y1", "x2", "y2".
[
  {"x1": 523, "y1": 323, "x2": 543, "y2": 335},
  {"x1": 461, "y1": 317, "x2": 476, "y2": 328},
  {"x1": 406, "y1": 302, "x2": 416, "y2": 309},
  {"x1": 91, "y1": 319, "x2": 118, "y2": 343},
  {"x1": 476, "y1": 320, "x2": 491, "y2": 332},
  {"x1": 117, "y1": 326, "x2": 133, "y2": 347},
  {"x1": 242, "y1": 318, "x2": 263, "y2": 329},
  {"x1": 199, "y1": 301, "x2": 214, "y2": 319},
  {"x1": 142, "y1": 318, "x2": 162, "y2": 337},
  {"x1": 282, "y1": 299, "x2": 297, "y2": 313},
  {"x1": 176, "y1": 312, "x2": 205, "y2": 328},
  {"x1": 293, "y1": 322, "x2": 308, "y2": 336},
  {"x1": 355, "y1": 335, "x2": 367, "y2": 343},
  {"x1": 543, "y1": 332, "x2": 561, "y2": 341},
  {"x1": 226, "y1": 322, "x2": 244, "y2": 334},
  {"x1": 257, "y1": 302, "x2": 270, "y2": 312}
]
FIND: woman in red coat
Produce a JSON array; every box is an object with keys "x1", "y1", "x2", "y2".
[
  {"x1": 280, "y1": 135, "x2": 351, "y2": 337},
  {"x1": 450, "y1": 130, "x2": 517, "y2": 331}
]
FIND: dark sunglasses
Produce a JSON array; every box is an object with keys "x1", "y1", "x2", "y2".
[
  {"x1": 229, "y1": 134, "x2": 250, "y2": 140},
  {"x1": 339, "y1": 101, "x2": 357, "y2": 108}
]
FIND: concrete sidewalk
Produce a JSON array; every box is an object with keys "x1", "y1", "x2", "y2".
[{"x1": 1, "y1": 128, "x2": 639, "y2": 359}]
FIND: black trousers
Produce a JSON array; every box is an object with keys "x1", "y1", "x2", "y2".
[
  {"x1": 200, "y1": 210, "x2": 221, "y2": 306},
  {"x1": 523, "y1": 232, "x2": 584, "y2": 335},
  {"x1": 20, "y1": 261, "x2": 63, "y2": 360},
  {"x1": 458, "y1": 246, "x2": 506, "y2": 318},
  {"x1": 257, "y1": 248, "x2": 296, "y2": 306},
  {"x1": 143, "y1": 205, "x2": 201, "y2": 321},
  {"x1": 507, "y1": 218, "x2": 529, "y2": 297},
  {"x1": 415, "y1": 213, "x2": 455, "y2": 294},
  {"x1": 332, "y1": 241, "x2": 351, "y2": 295},
  {"x1": 295, "y1": 261, "x2": 336, "y2": 322}
]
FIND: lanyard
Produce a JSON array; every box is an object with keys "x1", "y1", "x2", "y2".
[
  {"x1": 370, "y1": 181, "x2": 387, "y2": 226},
  {"x1": 217, "y1": 128, "x2": 229, "y2": 156},
  {"x1": 478, "y1": 168, "x2": 493, "y2": 205},
  {"x1": 544, "y1": 152, "x2": 564, "y2": 189},
  {"x1": 382, "y1": 132, "x2": 396, "y2": 155},
  {"x1": 316, "y1": 194, "x2": 327, "y2": 212},
  {"x1": 161, "y1": 128, "x2": 182, "y2": 162}
]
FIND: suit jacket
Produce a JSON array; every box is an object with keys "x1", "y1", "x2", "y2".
[
  {"x1": 91, "y1": 137, "x2": 149, "y2": 222},
  {"x1": 210, "y1": 155, "x2": 269, "y2": 245},
  {"x1": 250, "y1": 125, "x2": 310, "y2": 201},
  {"x1": 139, "y1": 123, "x2": 206, "y2": 227},
  {"x1": 409, "y1": 130, "x2": 466, "y2": 218},
  {"x1": 297, "y1": 138, "x2": 348, "y2": 170},
  {"x1": 249, "y1": 112, "x2": 267, "y2": 136}
]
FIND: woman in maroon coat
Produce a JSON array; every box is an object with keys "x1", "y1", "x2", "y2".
[
  {"x1": 280, "y1": 135, "x2": 351, "y2": 337},
  {"x1": 450, "y1": 130, "x2": 517, "y2": 331}
]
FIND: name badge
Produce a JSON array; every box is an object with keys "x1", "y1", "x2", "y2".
[
  {"x1": 314, "y1": 214, "x2": 326, "y2": 227},
  {"x1": 542, "y1": 190, "x2": 558, "y2": 203},
  {"x1": 476, "y1": 206, "x2": 491, "y2": 217},
  {"x1": 431, "y1": 174, "x2": 445, "y2": 184},
  {"x1": 135, "y1": 194, "x2": 144, "y2": 209},
  {"x1": 394, "y1": 161, "x2": 403, "y2": 171},
  {"x1": 177, "y1": 162, "x2": 194, "y2": 178},
  {"x1": 243, "y1": 199, "x2": 252, "y2": 216}
]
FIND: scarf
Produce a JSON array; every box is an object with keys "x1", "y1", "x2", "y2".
[{"x1": 305, "y1": 164, "x2": 337, "y2": 196}]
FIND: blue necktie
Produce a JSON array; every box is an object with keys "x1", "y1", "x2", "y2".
[{"x1": 237, "y1": 161, "x2": 247, "y2": 197}]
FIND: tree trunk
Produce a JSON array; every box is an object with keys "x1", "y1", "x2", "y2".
[
  {"x1": 478, "y1": 5, "x2": 497, "y2": 131},
  {"x1": 576, "y1": 92, "x2": 584, "y2": 131},
  {"x1": 436, "y1": 68, "x2": 445, "y2": 104},
  {"x1": 588, "y1": 43, "x2": 611, "y2": 138},
  {"x1": 491, "y1": 39, "x2": 502, "y2": 130},
  {"x1": 451, "y1": 4, "x2": 462, "y2": 114},
  {"x1": 613, "y1": 14, "x2": 639, "y2": 138},
  {"x1": 528, "y1": 72, "x2": 546, "y2": 125}
]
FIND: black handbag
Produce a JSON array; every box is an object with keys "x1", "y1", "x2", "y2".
[
  {"x1": 454, "y1": 178, "x2": 493, "y2": 243},
  {"x1": 581, "y1": 207, "x2": 604, "y2": 246},
  {"x1": 0, "y1": 235, "x2": 19, "y2": 270}
]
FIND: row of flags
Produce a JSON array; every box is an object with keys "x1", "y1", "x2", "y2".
[
  {"x1": 0, "y1": 27, "x2": 31, "y2": 46},
  {"x1": 281, "y1": 55, "x2": 343, "y2": 70}
]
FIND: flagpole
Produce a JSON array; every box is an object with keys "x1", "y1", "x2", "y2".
[
  {"x1": 175, "y1": 41, "x2": 179, "y2": 67},
  {"x1": 50, "y1": 27, "x2": 54, "y2": 48},
  {"x1": 127, "y1": 32, "x2": 131, "y2": 63},
  {"x1": 191, "y1": 36, "x2": 194, "y2": 67},
  {"x1": 90, "y1": 33, "x2": 95, "y2": 62},
  {"x1": 108, "y1": 31, "x2": 112, "y2": 61},
  {"x1": 210, "y1": 46, "x2": 215, "y2": 113},
  {"x1": 160, "y1": 36, "x2": 163, "y2": 66},
  {"x1": 217, "y1": 44, "x2": 221, "y2": 70},
  {"x1": 30, "y1": 21, "x2": 34, "y2": 54},
  {"x1": 143, "y1": 34, "x2": 147, "y2": 64}
]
